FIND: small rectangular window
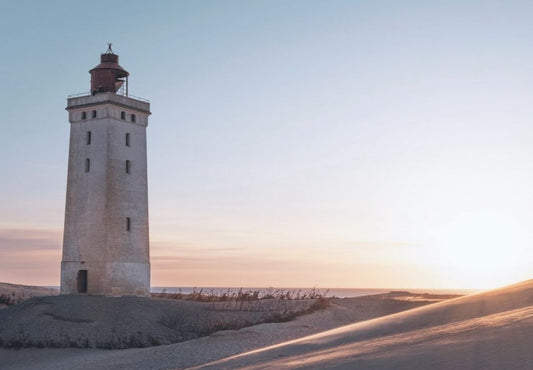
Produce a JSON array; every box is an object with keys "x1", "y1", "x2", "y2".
[
  {"x1": 131, "y1": 114, "x2": 136, "y2": 123},
  {"x1": 85, "y1": 158, "x2": 90, "y2": 173},
  {"x1": 126, "y1": 217, "x2": 131, "y2": 231},
  {"x1": 126, "y1": 133, "x2": 130, "y2": 147},
  {"x1": 126, "y1": 160, "x2": 131, "y2": 174},
  {"x1": 121, "y1": 111, "x2": 126, "y2": 120},
  {"x1": 86, "y1": 131, "x2": 91, "y2": 145},
  {"x1": 81, "y1": 111, "x2": 87, "y2": 120},
  {"x1": 92, "y1": 110, "x2": 97, "y2": 118}
]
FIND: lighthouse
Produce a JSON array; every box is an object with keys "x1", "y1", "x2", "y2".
[{"x1": 61, "y1": 45, "x2": 151, "y2": 296}]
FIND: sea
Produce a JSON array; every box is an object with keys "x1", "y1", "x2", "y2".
[
  {"x1": 150, "y1": 286, "x2": 481, "y2": 298},
  {"x1": 43, "y1": 286, "x2": 480, "y2": 298}
]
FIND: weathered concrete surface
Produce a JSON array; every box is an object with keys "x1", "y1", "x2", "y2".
[{"x1": 62, "y1": 92, "x2": 150, "y2": 296}]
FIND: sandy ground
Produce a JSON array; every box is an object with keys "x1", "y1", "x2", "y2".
[
  {"x1": 0, "y1": 292, "x2": 441, "y2": 369},
  {"x1": 3, "y1": 280, "x2": 529, "y2": 369},
  {"x1": 0, "y1": 295, "x2": 319, "y2": 348},
  {"x1": 197, "y1": 279, "x2": 533, "y2": 369},
  {"x1": 0, "y1": 282, "x2": 57, "y2": 307}
]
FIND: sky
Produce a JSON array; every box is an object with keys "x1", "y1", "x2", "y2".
[{"x1": 1, "y1": 0, "x2": 533, "y2": 290}]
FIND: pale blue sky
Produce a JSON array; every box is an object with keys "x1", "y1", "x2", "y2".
[{"x1": 2, "y1": 1, "x2": 533, "y2": 288}]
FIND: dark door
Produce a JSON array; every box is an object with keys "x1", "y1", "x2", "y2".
[{"x1": 77, "y1": 270, "x2": 88, "y2": 293}]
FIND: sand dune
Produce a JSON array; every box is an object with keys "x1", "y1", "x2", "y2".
[
  {"x1": 0, "y1": 291, "x2": 449, "y2": 369},
  {"x1": 0, "y1": 294, "x2": 320, "y2": 349},
  {"x1": 2, "y1": 281, "x2": 531, "y2": 369},
  {"x1": 198, "y1": 280, "x2": 533, "y2": 369},
  {"x1": 0, "y1": 282, "x2": 57, "y2": 308}
]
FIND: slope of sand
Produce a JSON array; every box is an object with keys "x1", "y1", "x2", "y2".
[
  {"x1": 0, "y1": 295, "x2": 319, "y2": 348},
  {"x1": 0, "y1": 292, "x2": 445, "y2": 369},
  {"x1": 3, "y1": 281, "x2": 530, "y2": 369},
  {"x1": 0, "y1": 282, "x2": 57, "y2": 308},
  {"x1": 199, "y1": 279, "x2": 533, "y2": 369}
]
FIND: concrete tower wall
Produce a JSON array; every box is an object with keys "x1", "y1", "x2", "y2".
[{"x1": 61, "y1": 92, "x2": 151, "y2": 296}]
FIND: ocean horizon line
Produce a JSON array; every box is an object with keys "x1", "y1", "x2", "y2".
[{"x1": 40, "y1": 285, "x2": 481, "y2": 298}]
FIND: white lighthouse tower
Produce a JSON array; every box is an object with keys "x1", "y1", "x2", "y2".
[{"x1": 61, "y1": 45, "x2": 151, "y2": 296}]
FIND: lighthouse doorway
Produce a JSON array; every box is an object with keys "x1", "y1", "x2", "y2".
[{"x1": 77, "y1": 270, "x2": 88, "y2": 293}]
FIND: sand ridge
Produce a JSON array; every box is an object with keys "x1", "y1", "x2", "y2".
[
  {"x1": 198, "y1": 279, "x2": 533, "y2": 369},
  {"x1": 0, "y1": 282, "x2": 58, "y2": 308},
  {"x1": 0, "y1": 294, "x2": 319, "y2": 349},
  {"x1": 0, "y1": 291, "x2": 445, "y2": 369}
]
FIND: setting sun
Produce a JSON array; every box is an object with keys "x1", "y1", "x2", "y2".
[
  {"x1": 427, "y1": 210, "x2": 532, "y2": 289},
  {"x1": 2, "y1": 2, "x2": 533, "y2": 369},
  {"x1": 1, "y1": 1, "x2": 533, "y2": 293}
]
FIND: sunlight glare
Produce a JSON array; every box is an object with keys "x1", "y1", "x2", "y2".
[{"x1": 430, "y1": 210, "x2": 531, "y2": 289}]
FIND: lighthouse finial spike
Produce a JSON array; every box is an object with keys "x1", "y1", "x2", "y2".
[{"x1": 106, "y1": 43, "x2": 113, "y2": 54}]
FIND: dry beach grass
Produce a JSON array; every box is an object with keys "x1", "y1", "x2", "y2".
[
  {"x1": 0, "y1": 293, "x2": 324, "y2": 349},
  {"x1": 0, "y1": 282, "x2": 58, "y2": 308}
]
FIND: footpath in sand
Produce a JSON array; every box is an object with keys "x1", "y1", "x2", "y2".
[{"x1": 0, "y1": 290, "x2": 446, "y2": 370}]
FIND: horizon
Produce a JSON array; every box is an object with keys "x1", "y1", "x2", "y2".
[
  {"x1": 7, "y1": 282, "x2": 482, "y2": 297},
  {"x1": 0, "y1": 278, "x2": 498, "y2": 294},
  {"x1": 2, "y1": 1, "x2": 533, "y2": 290}
]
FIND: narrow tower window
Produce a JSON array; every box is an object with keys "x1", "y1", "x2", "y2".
[
  {"x1": 85, "y1": 158, "x2": 90, "y2": 172},
  {"x1": 126, "y1": 160, "x2": 131, "y2": 174},
  {"x1": 81, "y1": 111, "x2": 87, "y2": 120},
  {"x1": 92, "y1": 110, "x2": 97, "y2": 118},
  {"x1": 121, "y1": 111, "x2": 126, "y2": 120},
  {"x1": 86, "y1": 131, "x2": 91, "y2": 145},
  {"x1": 125, "y1": 133, "x2": 130, "y2": 147},
  {"x1": 131, "y1": 114, "x2": 136, "y2": 123},
  {"x1": 126, "y1": 217, "x2": 131, "y2": 231}
]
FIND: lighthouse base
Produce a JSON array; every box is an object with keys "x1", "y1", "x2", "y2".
[{"x1": 60, "y1": 261, "x2": 150, "y2": 296}]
